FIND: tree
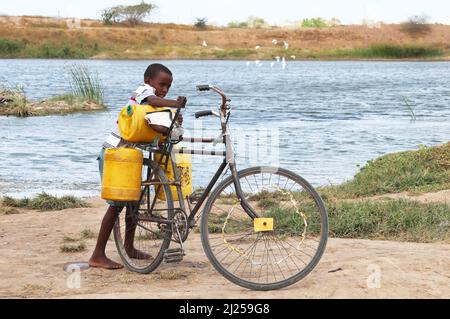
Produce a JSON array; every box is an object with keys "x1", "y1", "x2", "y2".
[
  {"x1": 121, "y1": 1, "x2": 157, "y2": 25},
  {"x1": 101, "y1": 1, "x2": 157, "y2": 26},
  {"x1": 101, "y1": 7, "x2": 121, "y2": 25},
  {"x1": 401, "y1": 15, "x2": 432, "y2": 37},
  {"x1": 247, "y1": 16, "x2": 267, "y2": 28},
  {"x1": 194, "y1": 18, "x2": 207, "y2": 30}
]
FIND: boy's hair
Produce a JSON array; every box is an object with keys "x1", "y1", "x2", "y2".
[{"x1": 144, "y1": 63, "x2": 172, "y2": 79}]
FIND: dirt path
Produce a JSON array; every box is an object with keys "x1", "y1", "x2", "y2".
[
  {"x1": 368, "y1": 189, "x2": 450, "y2": 204},
  {"x1": 0, "y1": 197, "x2": 449, "y2": 299}
]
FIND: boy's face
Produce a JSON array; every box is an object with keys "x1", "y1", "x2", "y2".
[{"x1": 145, "y1": 71, "x2": 173, "y2": 98}]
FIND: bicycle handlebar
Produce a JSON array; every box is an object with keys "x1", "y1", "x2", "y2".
[
  {"x1": 195, "y1": 110, "x2": 214, "y2": 119},
  {"x1": 196, "y1": 84, "x2": 229, "y2": 114}
]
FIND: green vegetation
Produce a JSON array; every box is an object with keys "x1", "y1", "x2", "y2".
[
  {"x1": 1, "y1": 65, "x2": 105, "y2": 117},
  {"x1": 227, "y1": 16, "x2": 267, "y2": 29},
  {"x1": 0, "y1": 38, "x2": 100, "y2": 59},
  {"x1": 327, "y1": 200, "x2": 449, "y2": 243},
  {"x1": 101, "y1": 1, "x2": 157, "y2": 25},
  {"x1": 60, "y1": 243, "x2": 87, "y2": 253},
  {"x1": 2, "y1": 193, "x2": 90, "y2": 211},
  {"x1": 69, "y1": 65, "x2": 104, "y2": 104},
  {"x1": 194, "y1": 18, "x2": 208, "y2": 30},
  {"x1": 0, "y1": 39, "x2": 25, "y2": 56},
  {"x1": 331, "y1": 44, "x2": 443, "y2": 59},
  {"x1": 207, "y1": 199, "x2": 450, "y2": 243},
  {"x1": 320, "y1": 143, "x2": 450, "y2": 199},
  {"x1": 301, "y1": 18, "x2": 329, "y2": 28}
]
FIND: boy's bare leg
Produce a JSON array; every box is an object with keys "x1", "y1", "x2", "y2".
[
  {"x1": 89, "y1": 206, "x2": 124, "y2": 269},
  {"x1": 124, "y1": 205, "x2": 152, "y2": 260}
]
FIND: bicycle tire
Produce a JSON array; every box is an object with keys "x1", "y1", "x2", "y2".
[{"x1": 200, "y1": 166, "x2": 328, "y2": 291}]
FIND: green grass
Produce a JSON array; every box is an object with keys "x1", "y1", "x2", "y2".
[
  {"x1": 331, "y1": 44, "x2": 444, "y2": 59},
  {"x1": 0, "y1": 38, "x2": 100, "y2": 59},
  {"x1": 68, "y1": 65, "x2": 104, "y2": 104},
  {"x1": 319, "y1": 143, "x2": 450, "y2": 199},
  {"x1": 2, "y1": 193, "x2": 90, "y2": 211},
  {"x1": 327, "y1": 199, "x2": 450, "y2": 243},
  {"x1": 258, "y1": 199, "x2": 450, "y2": 243},
  {"x1": 0, "y1": 39, "x2": 25, "y2": 56}
]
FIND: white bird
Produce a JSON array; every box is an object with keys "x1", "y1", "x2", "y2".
[
  {"x1": 291, "y1": 55, "x2": 296, "y2": 60},
  {"x1": 255, "y1": 45, "x2": 261, "y2": 50},
  {"x1": 272, "y1": 39, "x2": 278, "y2": 45},
  {"x1": 282, "y1": 57, "x2": 287, "y2": 69},
  {"x1": 283, "y1": 41, "x2": 289, "y2": 50},
  {"x1": 275, "y1": 56, "x2": 280, "y2": 62},
  {"x1": 202, "y1": 40, "x2": 208, "y2": 47},
  {"x1": 270, "y1": 62, "x2": 275, "y2": 68}
]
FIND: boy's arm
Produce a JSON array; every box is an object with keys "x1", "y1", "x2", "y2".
[{"x1": 145, "y1": 96, "x2": 187, "y2": 108}]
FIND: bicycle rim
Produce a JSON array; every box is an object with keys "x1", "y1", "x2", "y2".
[{"x1": 201, "y1": 166, "x2": 328, "y2": 291}]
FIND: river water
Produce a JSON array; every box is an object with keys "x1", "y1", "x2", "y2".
[{"x1": 1, "y1": 59, "x2": 449, "y2": 197}]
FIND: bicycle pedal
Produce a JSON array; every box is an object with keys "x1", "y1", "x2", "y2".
[
  {"x1": 164, "y1": 248, "x2": 185, "y2": 263},
  {"x1": 188, "y1": 191, "x2": 203, "y2": 204}
]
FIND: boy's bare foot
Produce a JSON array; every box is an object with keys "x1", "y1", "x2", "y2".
[
  {"x1": 127, "y1": 248, "x2": 153, "y2": 260},
  {"x1": 89, "y1": 256, "x2": 124, "y2": 270}
]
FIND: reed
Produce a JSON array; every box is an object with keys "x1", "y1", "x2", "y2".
[{"x1": 68, "y1": 64, "x2": 104, "y2": 104}]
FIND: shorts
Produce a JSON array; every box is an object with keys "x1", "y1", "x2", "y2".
[{"x1": 97, "y1": 148, "x2": 130, "y2": 208}]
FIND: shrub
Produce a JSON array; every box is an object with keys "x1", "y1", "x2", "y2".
[
  {"x1": 0, "y1": 39, "x2": 25, "y2": 55},
  {"x1": 69, "y1": 65, "x2": 104, "y2": 104},
  {"x1": 301, "y1": 18, "x2": 329, "y2": 28},
  {"x1": 194, "y1": 18, "x2": 207, "y2": 30},
  {"x1": 401, "y1": 15, "x2": 432, "y2": 37}
]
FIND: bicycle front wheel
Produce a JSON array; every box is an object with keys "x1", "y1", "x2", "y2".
[{"x1": 200, "y1": 166, "x2": 328, "y2": 291}]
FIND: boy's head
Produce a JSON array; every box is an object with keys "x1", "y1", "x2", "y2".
[{"x1": 144, "y1": 63, "x2": 173, "y2": 98}]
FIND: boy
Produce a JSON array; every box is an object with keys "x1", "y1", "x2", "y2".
[{"x1": 89, "y1": 63, "x2": 186, "y2": 270}]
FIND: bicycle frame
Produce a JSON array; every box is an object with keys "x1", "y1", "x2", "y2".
[{"x1": 136, "y1": 85, "x2": 259, "y2": 231}]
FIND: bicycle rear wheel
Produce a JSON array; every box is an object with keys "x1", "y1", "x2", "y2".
[
  {"x1": 200, "y1": 166, "x2": 328, "y2": 291},
  {"x1": 113, "y1": 160, "x2": 174, "y2": 274}
]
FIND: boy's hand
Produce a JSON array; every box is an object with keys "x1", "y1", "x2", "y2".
[
  {"x1": 177, "y1": 113, "x2": 184, "y2": 125},
  {"x1": 177, "y1": 96, "x2": 187, "y2": 108}
]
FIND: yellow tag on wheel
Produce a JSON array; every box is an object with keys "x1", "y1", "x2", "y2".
[{"x1": 254, "y1": 218, "x2": 274, "y2": 232}]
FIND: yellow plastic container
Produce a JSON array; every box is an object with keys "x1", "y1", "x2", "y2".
[
  {"x1": 154, "y1": 151, "x2": 193, "y2": 201},
  {"x1": 101, "y1": 148, "x2": 143, "y2": 201},
  {"x1": 118, "y1": 104, "x2": 171, "y2": 143}
]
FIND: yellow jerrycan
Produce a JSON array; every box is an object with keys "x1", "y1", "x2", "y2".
[
  {"x1": 118, "y1": 104, "x2": 170, "y2": 143},
  {"x1": 154, "y1": 149, "x2": 192, "y2": 201},
  {"x1": 101, "y1": 148, "x2": 143, "y2": 201}
]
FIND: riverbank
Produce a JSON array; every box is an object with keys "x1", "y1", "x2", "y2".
[
  {"x1": 0, "y1": 89, "x2": 105, "y2": 117},
  {"x1": 1, "y1": 16, "x2": 449, "y2": 60}
]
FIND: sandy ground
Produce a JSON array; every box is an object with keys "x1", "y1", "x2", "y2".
[
  {"x1": 0, "y1": 197, "x2": 449, "y2": 299},
  {"x1": 369, "y1": 189, "x2": 450, "y2": 205}
]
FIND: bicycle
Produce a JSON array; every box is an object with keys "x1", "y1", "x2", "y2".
[{"x1": 113, "y1": 85, "x2": 328, "y2": 291}]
